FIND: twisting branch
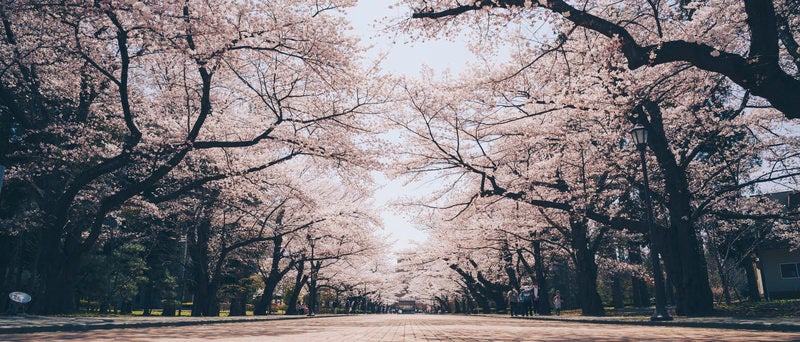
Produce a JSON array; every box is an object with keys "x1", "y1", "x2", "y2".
[{"x1": 412, "y1": 0, "x2": 800, "y2": 118}]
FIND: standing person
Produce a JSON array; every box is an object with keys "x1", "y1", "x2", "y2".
[
  {"x1": 531, "y1": 283, "x2": 540, "y2": 316},
  {"x1": 519, "y1": 286, "x2": 532, "y2": 317},
  {"x1": 508, "y1": 288, "x2": 519, "y2": 317},
  {"x1": 553, "y1": 290, "x2": 563, "y2": 316}
]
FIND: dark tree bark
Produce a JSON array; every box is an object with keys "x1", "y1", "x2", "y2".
[
  {"x1": 531, "y1": 240, "x2": 551, "y2": 315},
  {"x1": 141, "y1": 284, "x2": 155, "y2": 316},
  {"x1": 307, "y1": 259, "x2": 320, "y2": 315},
  {"x1": 254, "y1": 236, "x2": 295, "y2": 315},
  {"x1": 0, "y1": 2, "x2": 307, "y2": 315},
  {"x1": 228, "y1": 289, "x2": 248, "y2": 316},
  {"x1": 411, "y1": 0, "x2": 800, "y2": 118},
  {"x1": 628, "y1": 243, "x2": 650, "y2": 308},
  {"x1": 285, "y1": 261, "x2": 306, "y2": 315},
  {"x1": 502, "y1": 242, "x2": 520, "y2": 291},
  {"x1": 742, "y1": 253, "x2": 762, "y2": 301},
  {"x1": 639, "y1": 101, "x2": 714, "y2": 316},
  {"x1": 189, "y1": 218, "x2": 220, "y2": 317},
  {"x1": 36, "y1": 237, "x2": 81, "y2": 315},
  {"x1": 449, "y1": 263, "x2": 494, "y2": 313},
  {"x1": 570, "y1": 218, "x2": 605, "y2": 316},
  {"x1": 475, "y1": 270, "x2": 510, "y2": 313},
  {"x1": 612, "y1": 274, "x2": 625, "y2": 309},
  {"x1": 665, "y1": 270, "x2": 676, "y2": 307}
]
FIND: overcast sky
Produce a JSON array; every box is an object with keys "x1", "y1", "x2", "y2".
[
  {"x1": 345, "y1": 1, "x2": 475, "y2": 252},
  {"x1": 346, "y1": 1, "x2": 475, "y2": 76}
]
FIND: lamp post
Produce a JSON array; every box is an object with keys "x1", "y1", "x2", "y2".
[
  {"x1": 307, "y1": 233, "x2": 317, "y2": 317},
  {"x1": 630, "y1": 124, "x2": 673, "y2": 321}
]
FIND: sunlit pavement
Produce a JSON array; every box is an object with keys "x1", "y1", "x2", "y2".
[{"x1": 3, "y1": 314, "x2": 800, "y2": 341}]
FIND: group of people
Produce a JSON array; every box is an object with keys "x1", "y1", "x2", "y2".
[{"x1": 507, "y1": 284, "x2": 563, "y2": 316}]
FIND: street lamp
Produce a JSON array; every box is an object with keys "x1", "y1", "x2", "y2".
[
  {"x1": 630, "y1": 124, "x2": 673, "y2": 321},
  {"x1": 307, "y1": 233, "x2": 317, "y2": 317}
]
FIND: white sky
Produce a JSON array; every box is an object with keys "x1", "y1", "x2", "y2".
[
  {"x1": 346, "y1": 1, "x2": 475, "y2": 76},
  {"x1": 345, "y1": 1, "x2": 476, "y2": 251}
]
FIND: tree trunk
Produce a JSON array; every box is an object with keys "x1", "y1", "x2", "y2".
[
  {"x1": 660, "y1": 216, "x2": 714, "y2": 315},
  {"x1": 476, "y1": 292, "x2": 491, "y2": 313},
  {"x1": 39, "y1": 257, "x2": 79, "y2": 315},
  {"x1": 714, "y1": 252, "x2": 732, "y2": 305},
  {"x1": 450, "y1": 263, "x2": 491, "y2": 313},
  {"x1": 228, "y1": 289, "x2": 247, "y2": 316},
  {"x1": 254, "y1": 237, "x2": 287, "y2": 315},
  {"x1": 502, "y1": 242, "x2": 519, "y2": 291},
  {"x1": 644, "y1": 101, "x2": 714, "y2": 316},
  {"x1": 475, "y1": 268, "x2": 509, "y2": 314},
  {"x1": 142, "y1": 284, "x2": 154, "y2": 316},
  {"x1": 255, "y1": 280, "x2": 280, "y2": 315},
  {"x1": 629, "y1": 244, "x2": 649, "y2": 308},
  {"x1": 286, "y1": 262, "x2": 306, "y2": 315},
  {"x1": 631, "y1": 275, "x2": 649, "y2": 308},
  {"x1": 0, "y1": 235, "x2": 17, "y2": 314},
  {"x1": 571, "y1": 219, "x2": 605, "y2": 316},
  {"x1": 742, "y1": 253, "x2": 761, "y2": 301},
  {"x1": 721, "y1": 272, "x2": 732, "y2": 305},
  {"x1": 190, "y1": 219, "x2": 214, "y2": 316},
  {"x1": 307, "y1": 260, "x2": 319, "y2": 315},
  {"x1": 207, "y1": 284, "x2": 220, "y2": 316},
  {"x1": 612, "y1": 274, "x2": 625, "y2": 309},
  {"x1": 161, "y1": 300, "x2": 177, "y2": 317},
  {"x1": 191, "y1": 274, "x2": 210, "y2": 316},
  {"x1": 574, "y1": 251, "x2": 605, "y2": 316},
  {"x1": 665, "y1": 270, "x2": 676, "y2": 306},
  {"x1": 532, "y1": 240, "x2": 551, "y2": 315},
  {"x1": 34, "y1": 226, "x2": 80, "y2": 314}
]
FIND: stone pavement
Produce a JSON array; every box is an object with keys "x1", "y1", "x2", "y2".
[
  {"x1": 2, "y1": 314, "x2": 800, "y2": 341},
  {"x1": 501, "y1": 313, "x2": 800, "y2": 332},
  {"x1": 2, "y1": 312, "x2": 800, "y2": 335},
  {"x1": 0, "y1": 313, "x2": 310, "y2": 334}
]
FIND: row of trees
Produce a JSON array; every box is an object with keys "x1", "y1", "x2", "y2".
[
  {"x1": 1, "y1": 0, "x2": 799, "y2": 317},
  {"x1": 0, "y1": 0, "x2": 394, "y2": 315},
  {"x1": 390, "y1": 0, "x2": 800, "y2": 316}
]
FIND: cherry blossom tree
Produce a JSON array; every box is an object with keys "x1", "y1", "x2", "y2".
[
  {"x1": 0, "y1": 0, "x2": 387, "y2": 314},
  {"x1": 395, "y1": 245, "x2": 463, "y2": 313},
  {"x1": 388, "y1": 16, "x2": 800, "y2": 315},
  {"x1": 390, "y1": 63, "x2": 641, "y2": 314}
]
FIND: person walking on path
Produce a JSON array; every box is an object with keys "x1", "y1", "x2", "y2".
[
  {"x1": 531, "y1": 283, "x2": 539, "y2": 316},
  {"x1": 508, "y1": 288, "x2": 519, "y2": 316},
  {"x1": 553, "y1": 290, "x2": 563, "y2": 316}
]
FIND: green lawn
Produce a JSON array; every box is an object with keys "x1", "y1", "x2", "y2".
[
  {"x1": 609, "y1": 299, "x2": 800, "y2": 318},
  {"x1": 556, "y1": 299, "x2": 800, "y2": 318},
  {"x1": 716, "y1": 299, "x2": 800, "y2": 318}
]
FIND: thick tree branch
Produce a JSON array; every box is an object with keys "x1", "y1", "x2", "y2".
[{"x1": 412, "y1": 0, "x2": 800, "y2": 118}]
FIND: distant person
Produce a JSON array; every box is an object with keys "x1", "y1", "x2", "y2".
[
  {"x1": 553, "y1": 290, "x2": 563, "y2": 316},
  {"x1": 508, "y1": 288, "x2": 519, "y2": 316},
  {"x1": 519, "y1": 286, "x2": 532, "y2": 317}
]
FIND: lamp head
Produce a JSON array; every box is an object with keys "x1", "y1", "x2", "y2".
[{"x1": 630, "y1": 124, "x2": 648, "y2": 149}]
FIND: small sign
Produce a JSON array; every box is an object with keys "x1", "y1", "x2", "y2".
[{"x1": 9, "y1": 291, "x2": 31, "y2": 304}]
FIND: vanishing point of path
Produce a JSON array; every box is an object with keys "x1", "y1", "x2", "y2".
[{"x1": 4, "y1": 314, "x2": 800, "y2": 341}]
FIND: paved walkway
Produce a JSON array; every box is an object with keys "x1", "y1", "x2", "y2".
[
  {"x1": 2, "y1": 314, "x2": 800, "y2": 341},
  {"x1": 2, "y1": 312, "x2": 800, "y2": 334},
  {"x1": 0, "y1": 314, "x2": 310, "y2": 334},
  {"x1": 500, "y1": 313, "x2": 800, "y2": 332}
]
